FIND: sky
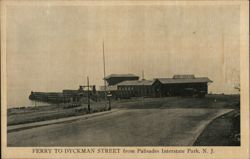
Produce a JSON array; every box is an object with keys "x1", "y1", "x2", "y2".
[{"x1": 6, "y1": 4, "x2": 240, "y2": 107}]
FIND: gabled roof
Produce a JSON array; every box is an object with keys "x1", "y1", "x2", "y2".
[
  {"x1": 104, "y1": 74, "x2": 139, "y2": 80},
  {"x1": 157, "y1": 77, "x2": 212, "y2": 84},
  {"x1": 116, "y1": 80, "x2": 155, "y2": 86}
]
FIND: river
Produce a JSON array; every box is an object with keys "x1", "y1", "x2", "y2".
[{"x1": 7, "y1": 89, "x2": 52, "y2": 109}]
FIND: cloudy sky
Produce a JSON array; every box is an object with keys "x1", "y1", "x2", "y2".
[{"x1": 6, "y1": 4, "x2": 240, "y2": 107}]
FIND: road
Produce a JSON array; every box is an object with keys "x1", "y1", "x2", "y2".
[{"x1": 8, "y1": 108, "x2": 232, "y2": 146}]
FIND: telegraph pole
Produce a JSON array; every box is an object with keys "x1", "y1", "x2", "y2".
[
  {"x1": 102, "y1": 40, "x2": 111, "y2": 110},
  {"x1": 142, "y1": 70, "x2": 145, "y2": 80},
  {"x1": 87, "y1": 76, "x2": 90, "y2": 112},
  {"x1": 102, "y1": 40, "x2": 107, "y2": 99},
  {"x1": 142, "y1": 70, "x2": 145, "y2": 105}
]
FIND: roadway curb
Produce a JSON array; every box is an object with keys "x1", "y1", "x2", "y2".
[
  {"x1": 189, "y1": 109, "x2": 234, "y2": 146},
  {"x1": 8, "y1": 109, "x2": 120, "y2": 133}
]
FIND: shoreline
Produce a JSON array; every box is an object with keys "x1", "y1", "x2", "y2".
[
  {"x1": 7, "y1": 94, "x2": 240, "y2": 126},
  {"x1": 7, "y1": 93, "x2": 240, "y2": 110}
]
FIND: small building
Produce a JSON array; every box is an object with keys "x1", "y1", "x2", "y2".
[
  {"x1": 104, "y1": 74, "x2": 139, "y2": 86},
  {"x1": 98, "y1": 85, "x2": 119, "y2": 99}
]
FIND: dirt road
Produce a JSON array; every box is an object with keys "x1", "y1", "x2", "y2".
[{"x1": 8, "y1": 108, "x2": 232, "y2": 146}]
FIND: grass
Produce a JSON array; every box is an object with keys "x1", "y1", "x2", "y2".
[
  {"x1": 8, "y1": 102, "x2": 108, "y2": 126},
  {"x1": 193, "y1": 109, "x2": 240, "y2": 146}
]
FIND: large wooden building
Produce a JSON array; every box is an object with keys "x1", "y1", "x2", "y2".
[
  {"x1": 156, "y1": 75, "x2": 212, "y2": 97},
  {"x1": 107, "y1": 74, "x2": 212, "y2": 98}
]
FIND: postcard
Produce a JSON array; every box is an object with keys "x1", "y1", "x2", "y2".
[{"x1": 1, "y1": 0, "x2": 249, "y2": 159}]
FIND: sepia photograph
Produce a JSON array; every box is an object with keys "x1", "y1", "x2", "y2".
[{"x1": 1, "y1": 0, "x2": 249, "y2": 159}]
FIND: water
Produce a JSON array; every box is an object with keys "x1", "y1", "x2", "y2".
[{"x1": 7, "y1": 89, "x2": 52, "y2": 109}]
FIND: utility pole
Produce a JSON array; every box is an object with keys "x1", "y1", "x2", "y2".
[
  {"x1": 142, "y1": 70, "x2": 145, "y2": 105},
  {"x1": 142, "y1": 70, "x2": 145, "y2": 80},
  {"x1": 87, "y1": 76, "x2": 90, "y2": 112},
  {"x1": 102, "y1": 40, "x2": 111, "y2": 111},
  {"x1": 102, "y1": 40, "x2": 107, "y2": 100},
  {"x1": 107, "y1": 92, "x2": 112, "y2": 110}
]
